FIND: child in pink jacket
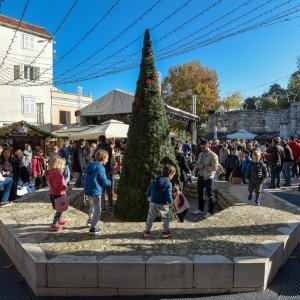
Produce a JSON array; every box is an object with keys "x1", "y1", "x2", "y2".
[
  {"x1": 173, "y1": 185, "x2": 190, "y2": 222},
  {"x1": 46, "y1": 158, "x2": 67, "y2": 231}
]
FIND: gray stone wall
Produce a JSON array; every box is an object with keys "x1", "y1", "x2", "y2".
[{"x1": 207, "y1": 103, "x2": 300, "y2": 137}]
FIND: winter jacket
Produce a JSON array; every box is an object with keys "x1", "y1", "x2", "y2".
[
  {"x1": 46, "y1": 169, "x2": 67, "y2": 195},
  {"x1": 72, "y1": 146, "x2": 87, "y2": 173},
  {"x1": 31, "y1": 155, "x2": 45, "y2": 177},
  {"x1": 267, "y1": 145, "x2": 285, "y2": 165},
  {"x1": 245, "y1": 160, "x2": 268, "y2": 183},
  {"x1": 225, "y1": 154, "x2": 240, "y2": 170},
  {"x1": 84, "y1": 162, "x2": 111, "y2": 197},
  {"x1": 283, "y1": 145, "x2": 293, "y2": 162},
  {"x1": 241, "y1": 156, "x2": 252, "y2": 175},
  {"x1": 60, "y1": 147, "x2": 71, "y2": 166},
  {"x1": 92, "y1": 142, "x2": 112, "y2": 174},
  {"x1": 219, "y1": 148, "x2": 230, "y2": 165},
  {"x1": 147, "y1": 176, "x2": 173, "y2": 205},
  {"x1": 288, "y1": 141, "x2": 300, "y2": 160},
  {"x1": 175, "y1": 150, "x2": 190, "y2": 183},
  {"x1": 22, "y1": 150, "x2": 32, "y2": 168},
  {"x1": 196, "y1": 150, "x2": 219, "y2": 180},
  {"x1": 174, "y1": 192, "x2": 190, "y2": 213}
]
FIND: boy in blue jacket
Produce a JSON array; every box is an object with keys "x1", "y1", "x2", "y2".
[
  {"x1": 144, "y1": 164, "x2": 176, "y2": 238},
  {"x1": 84, "y1": 150, "x2": 111, "y2": 235}
]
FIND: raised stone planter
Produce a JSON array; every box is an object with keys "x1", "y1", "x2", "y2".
[{"x1": 0, "y1": 184, "x2": 300, "y2": 296}]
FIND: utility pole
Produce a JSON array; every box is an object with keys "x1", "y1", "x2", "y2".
[
  {"x1": 192, "y1": 94, "x2": 197, "y2": 142},
  {"x1": 76, "y1": 86, "x2": 82, "y2": 127}
]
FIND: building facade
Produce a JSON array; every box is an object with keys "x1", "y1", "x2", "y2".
[
  {"x1": 0, "y1": 14, "x2": 53, "y2": 131},
  {"x1": 51, "y1": 88, "x2": 93, "y2": 131},
  {"x1": 207, "y1": 102, "x2": 300, "y2": 139}
]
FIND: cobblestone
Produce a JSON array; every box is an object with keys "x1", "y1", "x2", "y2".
[{"x1": 2, "y1": 182, "x2": 299, "y2": 262}]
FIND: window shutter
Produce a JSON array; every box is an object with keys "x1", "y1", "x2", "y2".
[
  {"x1": 66, "y1": 111, "x2": 71, "y2": 125},
  {"x1": 29, "y1": 99, "x2": 35, "y2": 114},
  {"x1": 33, "y1": 67, "x2": 40, "y2": 80},
  {"x1": 23, "y1": 97, "x2": 30, "y2": 114},
  {"x1": 30, "y1": 67, "x2": 34, "y2": 80},
  {"x1": 14, "y1": 65, "x2": 20, "y2": 80},
  {"x1": 30, "y1": 37, "x2": 34, "y2": 50},
  {"x1": 59, "y1": 111, "x2": 67, "y2": 124}
]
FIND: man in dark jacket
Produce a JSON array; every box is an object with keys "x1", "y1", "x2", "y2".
[
  {"x1": 72, "y1": 139, "x2": 87, "y2": 188},
  {"x1": 267, "y1": 137, "x2": 285, "y2": 188},
  {"x1": 93, "y1": 135, "x2": 113, "y2": 210}
]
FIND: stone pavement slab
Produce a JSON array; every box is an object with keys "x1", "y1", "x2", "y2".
[{"x1": 0, "y1": 182, "x2": 300, "y2": 296}]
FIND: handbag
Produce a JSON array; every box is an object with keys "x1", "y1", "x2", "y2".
[
  {"x1": 0, "y1": 173, "x2": 5, "y2": 182},
  {"x1": 54, "y1": 195, "x2": 69, "y2": 212}
]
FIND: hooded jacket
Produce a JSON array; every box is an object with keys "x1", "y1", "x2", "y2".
[
  {"x1": 147, "y1": 176, "x2": 173, "y2": 205},
  {"x1": 84, "y1": 162, "x2": 111, "y2": 197},
  {"x1": 46, "y1": 169, "x2": 66, "y2": 195}
]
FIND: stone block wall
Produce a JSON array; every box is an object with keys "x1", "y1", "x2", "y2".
[{"x1": 207, "y1": 107, "x2": 293, "y2": 136}]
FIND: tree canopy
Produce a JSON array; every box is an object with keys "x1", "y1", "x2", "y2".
[{"x1": 162, "y1": 61, "x2": 219, "y2": 123}]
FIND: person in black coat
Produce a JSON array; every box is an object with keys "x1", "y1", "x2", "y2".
[
  {"x1": 225, "y1": 148, "x2": 241, "y2": 181},
  {"x1": 281, "y1": 140, "x2": 293, "y2": 186},
  {"x1": 174, "y1": 143, "x2": 191, "y2": 190},
  {"x1": 72, "y1": 139, "x2": 87, "y2": 188}
]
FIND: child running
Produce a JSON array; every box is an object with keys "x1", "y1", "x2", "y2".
[
  {"x1": 173, "y1": 185, "x2": 190, "y2": 222},
  {"x1": 144, "y1": 164, "x2": 176, "y2": 238},
  {"x1": 245, "y1": 150, "x2": 268, "y2": 206},
  {"x1": 84, "y1": 150, "x2": 111, "y2": 235},
  {"x1": 46, "y1": 157, "x2": 67, "y2": 231}
]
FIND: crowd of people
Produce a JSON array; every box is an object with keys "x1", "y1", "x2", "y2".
[{"x1": 0, "y1": 133, "x2": 299, "y2": 237}]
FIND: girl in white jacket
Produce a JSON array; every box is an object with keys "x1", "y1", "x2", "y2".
[{"x1": 173, "y1": 185, "x2": 190, "y2": 222}]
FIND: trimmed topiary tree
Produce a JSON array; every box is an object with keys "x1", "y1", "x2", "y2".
[{"x1": 115, "y1": 29, "x2": 179, "y2": 221}]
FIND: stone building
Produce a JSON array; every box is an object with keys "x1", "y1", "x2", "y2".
[
  {"x1": 207, "y1": 102, "x2": 300, "y2": 139},
  {"x1": 0, "y1": 14, "x2": 53, "y2": 131}
]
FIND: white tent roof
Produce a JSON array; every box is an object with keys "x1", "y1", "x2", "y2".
[
  {"x1": 227, "y1": 129, "x2": 257, "y2": 139},
  {"x1": 80, "y1": 89, "x2": 198, "y2": 120},
  {"x1": 52, "y1": 126, "x2": 94, "y2": 137},
  {"x1": 69, "y1": 119, "x2": 129, "y2": 140}
]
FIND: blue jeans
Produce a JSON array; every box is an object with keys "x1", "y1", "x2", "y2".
[
  {"x1": 282, "y1": 162, "x2": 293, "y2": 185},
  {"x1": 0, "y1": 177, "x2": 13, "y2": 202},
  {"x1": 270, "y1": 163, "x2": 282, "y2": 187},
  {"x1": 197, "y1": 176, "x2": 215, "y2": 214},
  {"x1": 63, "y1": 165, "x2": 70, "y2": 184}
]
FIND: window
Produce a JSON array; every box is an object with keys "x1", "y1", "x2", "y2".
[
  {"x1": 22, "y1": 34, "x2": 34, "y2": 50},
  {"x1": 14, "y1": 65, "x2": 39, "y2": 81},
  {"x1": 59, "y1": 111, "x2": 71, "y2": 125},
  {"x1": 24, "y1": 65, "x2": 40, "y2": 80},
  {"x1": 22, "y1": 96, "x2": 35, "y2": 115}
]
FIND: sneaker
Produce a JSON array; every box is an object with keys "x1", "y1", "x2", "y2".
[
  {"x1": 162, "y1": 230, "x2": 172, "y2": 238},
  {"x1": 276, "y1": 185, "x2": 281, "y2": 189},
  {"x1": 248, "y1": 194, "x2": 253, "y2": 201},
  {"x1": 143, "y1": 229, "x2": 150, "y2": 238},
  {"x1": 50, "y1": 223, "x2": 62, "y2": 231},
  {"x1": 58, "y1": 219, "x2": 68, "y2": 226},
  {"x1": 86, "y1": 219, "x2": 91, "y2": 227},
  {"x1": 192, "y1": 209, "x2": 204, "y2": 215},
  {"x1": 204, "y1": 212, "x2": 212, "y2": 219},
  {"x1": 89, "y1": 227, "x2": 101, "y2": 235},
  {"x1": 255, "y1": 200, "x2": 261, "y2": 206},
  {"x1": 0, "y1": 201, "x2": 13, "y2": 207}
]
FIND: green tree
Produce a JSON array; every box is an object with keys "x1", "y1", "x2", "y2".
[
  {"x1": 162, "y1": 61, "x2": 219, "y2": 123},
  {"x1": 287, "y1": 71, "x2": 300, "y2": 102},
  {"x1": 115, "y1": 30, "x2": 178, "y2": 221},
  {"x1": 219, "y1": 92, "x2": 242, "y2": 111}
]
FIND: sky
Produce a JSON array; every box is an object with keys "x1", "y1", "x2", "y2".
[{"x1": 1, "y1": 0, "x2": 300, "y2": 101}]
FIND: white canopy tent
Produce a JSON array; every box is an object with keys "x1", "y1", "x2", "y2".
[
  {"x1": 69, "y1": 120, "x2": 129, "y2": 140},
  {"x1": 227, "y1": 129, "x2": 257, "y2": 139}
]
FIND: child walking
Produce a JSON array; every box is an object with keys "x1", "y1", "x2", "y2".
[
  {"x1": 46, "y1": 158, "x2": 67, "y2": 231},
  {"x1": 144, "y1": 164, "x2": 176, "y2": 238},
  {"x1": 245, "y1": 150, "x2": 268, "y2": 206},
  {"x1": 84, "y1": 150, "x2": 111, "y2": 235},
  {"x1": 173, "y1": 185, "x2": 190, "y2": 222}
]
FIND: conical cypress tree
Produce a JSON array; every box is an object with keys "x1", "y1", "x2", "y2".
[{"x1": 115, "y1": 29, "x2": 178, "y2": 221}]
